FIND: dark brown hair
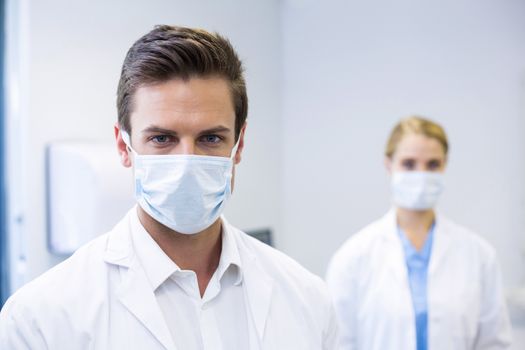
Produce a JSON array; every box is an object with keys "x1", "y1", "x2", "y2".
[{"x1": 117, "y1": 25, "x2": 248, "y2": 139}]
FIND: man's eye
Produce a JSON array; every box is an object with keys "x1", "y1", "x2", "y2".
[
  {"x1": 151, "y1": 135, "x2": 171, "y2": 144},
  {"x1": 201, "y1": 135, "x2": 221, "y2": 144}
]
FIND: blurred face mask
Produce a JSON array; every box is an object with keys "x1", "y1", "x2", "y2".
[
  {"x1": 391, "y1": 171, "x2": 444, "y2": 210},
  {"x1": 121, "y1": 131, "x2": 239, "y2": 234}
]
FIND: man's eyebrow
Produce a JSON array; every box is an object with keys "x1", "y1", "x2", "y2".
[
  {"x1": 141, "y1": 126, "x2": 177, "y2": 135},
  {"x1": 140, "y1": 125, "x2": 232, "y2": 135},
  {"x1": 198, "y1": 126, "x2": 231, "y2": 135}
]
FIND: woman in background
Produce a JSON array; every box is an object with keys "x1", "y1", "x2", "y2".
[{"x1": 326, "y1": 116, "x2": 512, "y2": 350}]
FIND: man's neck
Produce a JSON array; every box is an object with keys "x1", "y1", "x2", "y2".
[{"x1": 137, "y1": 206, "x2": 222, "y2": 297}]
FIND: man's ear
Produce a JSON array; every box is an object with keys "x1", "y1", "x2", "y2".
[
  {"x1": 234, "y1": 123, "x2": 247, "y2": 165},
  {"x1": 114, "y1": 123, "x2": 132, "y2": 168}
]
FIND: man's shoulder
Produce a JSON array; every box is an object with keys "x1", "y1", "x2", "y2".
[
  {"x1": 3, "y1": 233, "x2": 111, "y2": 314},
  {"x1": 228, "y1": 224, "x2": 327, "y2": 294},
  {"x1": 8, "y1": 209, "x2": 135, "y2": 308},
  {"x1": 227, "y1": 224, "x2": 337, "y2": 345},
  {"x1": 0, "y1": 233, "x2": 116, "y2": 348}
]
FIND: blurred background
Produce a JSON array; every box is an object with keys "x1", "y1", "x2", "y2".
[{"x1": 1, "y1": 0, "x2": 524, "y2": 347}]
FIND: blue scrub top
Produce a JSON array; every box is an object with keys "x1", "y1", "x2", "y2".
[{"x1": 397, "y1": 223, "x2": 434, "y2": 350}]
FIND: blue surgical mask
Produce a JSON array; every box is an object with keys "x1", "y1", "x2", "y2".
[
  {"x1": 391, "y1": 171, "x2": 444, "y2": 210},
  {"x1": 121, "y1": 131, "x2": 239, "y2": 234}
]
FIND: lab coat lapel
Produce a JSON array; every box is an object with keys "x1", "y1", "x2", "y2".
[
  {"x1": 381, "y1": 209, "x2": 452, "y2": 282},
  {"x1": 243, "y1": 256, "x2": 273, "y2": 344},
  {"x1": 243, "y1": 258, "x2": 273, "y2": 342},
  {"x1": 228, "y1": 221, "x2": 273, "y2": 344},
  {"x1": 381, "y1": 209, "x2": 409, "y2": 286},
  {"x1": 104, "y1": 212, "x2": 176, "y2": 350},
  {"x1": 116, "y1": 261, "x2": 176, "y2": 350},
  {"x1": 428, "y1": 212, "x2": 451, "y2": 275}
]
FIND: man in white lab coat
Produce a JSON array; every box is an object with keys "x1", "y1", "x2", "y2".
[{"x1": 0, "y1": 25, "x2": 338, "y2": 349}]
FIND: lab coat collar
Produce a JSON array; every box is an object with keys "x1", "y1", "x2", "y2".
[
  {"x1": 223, "y1": 216, "x2": 274, "y2": 343},
  {"x1": 103, "y1": 207, "x2": 136, "y2": 267},
  {"x1": 216, "y1": 215, "x2": 244, "y2": 286},
  {"x1": 107, "y1": 208, "x2": 244, "y2": 290},
  {"x1": 129, "y1": 207, "x2": 179, "y2": 291},
  {"x1": 116, "y1": 256, "x2": 177, "y2": 350},
  {"x1": 103, "y1": 208, "x2": 273, "y2": 348},
  {"x1": 103, "y1": 207, "x2": 176, "y2": 350},
  {"x1": 427, "y1": 211, "x2": 452, "y2": 276},
  {"x1": 381, "y1": 207, "x2": 452, "y2": 277},
  {"x1": 378, "y1": 209, "x2": 408, "y2": 286}
]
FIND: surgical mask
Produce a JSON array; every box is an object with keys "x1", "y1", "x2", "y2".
[
  {"x1": 391, "y1": 171, "x2": 444, "y2": 210},
  {"x1": 121, "y1": 131, "x2": 239, "y2": 234}
]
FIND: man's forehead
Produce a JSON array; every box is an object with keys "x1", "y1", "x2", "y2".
[
  {"x1": 129, "y1": 77, "x2": 236, "y2": 132},
  {"x1": 134, "y1": 77, "x2": 233, "y2": 100}
]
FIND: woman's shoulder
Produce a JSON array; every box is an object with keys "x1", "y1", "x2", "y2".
[
  {"x1": 329, "y1": 213, "x2": 393, "y2": 268},
  {"x1": 438, "y1": 214, "x2": 497, "y2": 259},
  {"x1": 347, "y1": 211, "x2": 394, "y2": 245}
]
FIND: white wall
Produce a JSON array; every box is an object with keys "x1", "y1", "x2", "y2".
[
  {"x1": 6, "y1": 0, "x2": 282, "y2": 286},
  {"x1": 280, "y1": 0, "x2": 525, "y2": 346}
]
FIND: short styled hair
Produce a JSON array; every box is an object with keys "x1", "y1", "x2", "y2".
[
  {"x1": 117, "y1": 25, "x2": 248, "y2": 140},
  {"x1": 385, "y1": 116, "x2": 449, "y2": 158}
]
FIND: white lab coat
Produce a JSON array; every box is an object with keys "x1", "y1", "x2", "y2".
[
  {"x1": 326, "y1": 209, "x2": 512, "y2": 350},
  {"x1": 0, "y1": 210, "x2": 338, "y2": 349}
]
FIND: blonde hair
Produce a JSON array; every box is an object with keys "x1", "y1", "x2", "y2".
[{"x1": 385, "y1": 116, "x2": 448, "y2": 158}]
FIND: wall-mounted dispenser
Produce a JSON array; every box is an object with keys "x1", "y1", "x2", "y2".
[{"x1": 46, "y1": 141, "x2": 134, "y2": 255}]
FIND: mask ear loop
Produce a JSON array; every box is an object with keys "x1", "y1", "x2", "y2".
[
  {"x1": 229, "y1": 135, "x2": 241, "y2": 160},
  {"x1": 121, "y1": 130, "x2": 138, "y2": 156}
]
